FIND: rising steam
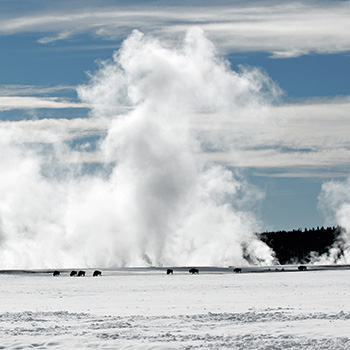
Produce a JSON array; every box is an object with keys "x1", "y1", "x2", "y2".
[
  {"x1": 316, "y1": 177, "x2": 350, "y2": 264},
  {"x1": 0, "y1": 28, "x2": 278, "y2": 268}
]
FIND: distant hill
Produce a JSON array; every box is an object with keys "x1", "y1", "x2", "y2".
[{"x1": 258, "y1": 226, "x2": 344, "y2": 265}]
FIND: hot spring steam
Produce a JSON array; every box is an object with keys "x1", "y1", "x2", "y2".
[
  {"x1": 316, "y1": 177, "x2": 350, "y2": 264},
  {"x1": 0, "y1": 28, "x2": 279, "y2": 268}
]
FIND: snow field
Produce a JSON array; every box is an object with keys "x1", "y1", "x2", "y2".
[{"x1": 0, "y1": 268, "x2": 349, "y2": 349}]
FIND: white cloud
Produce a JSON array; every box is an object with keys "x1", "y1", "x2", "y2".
[
  {"x1": 196, "y1": 98, "x2": 350, "y2": 176},
  {"x1": 0, "y1": 84, "x2": 76, "y2": 96},
  {"x1": 0, "y1": 117, "x2": 108, "y2": 144},
  {"x1": 0, "y1": 96, "x2": 87, "y2": 111},
  {"x1": 37, "y1": 31, "x2": 74, "y2": 44},
  {"x1": 203, "y1": 148, "x2": 350, "y2": 172},
  {"x1": 0, "y1": 1, "x2": 349, "y2": 57},
  {"x1": 268, "y1": 99, "x2": 350, "y2": 150},
  {"x1": 2, "y1": 96, "x2": 350, "y2": 177}
]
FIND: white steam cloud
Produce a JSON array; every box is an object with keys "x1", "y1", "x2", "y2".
[
  {"x1": 317, "y1": 177, "x2": 350, "y2": 264},
  {"x1": 0, "y1": 28, "x2": 277, "y2": 269}
]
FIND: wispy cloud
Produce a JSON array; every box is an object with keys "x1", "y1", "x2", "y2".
[
  {"x1": 204, "y1": 148, "x2": 350, "y2": 174},
  {"x1": 0, "y1": 1, "x2": 349, "y2": 57},
  {"x1": 190, "y1": 97, "x2": 350, "y2": 149},
  {"x1": 0, "y1": 96, "x2": 87, "y2": 111},
  {"x1": 0, "y1": 84, "x2": 76, "y2": 96},
  {"x1": 2, "y1": 97, "x2": 350, "y2": 177},
  {"x1": 37, "y1": 31, "x2": 74, "y2": 44},
  {"x1": 0, "y1": 117, "x2": 108, "y2": 144},
  {"x1": 193, "y1": 97, "x2": 350, "y2": 176}
]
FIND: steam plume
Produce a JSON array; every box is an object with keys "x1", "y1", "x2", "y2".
[
  {"x1": 0, "y1": 28, "x2": 278, "y2": 268},
  {"x1": 316, "y1": 177, "x2": 350, "y2": 264}
]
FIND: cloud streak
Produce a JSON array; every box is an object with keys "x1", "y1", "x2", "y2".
[
  {"x1": 0, "y1": 84, "x2": 76, "y2": 96},
  {"x1": 0, "y1": 96, "x2": 87, "y2": 111},
  {"x1": 0, "y1": 1, "x2": 349, "y2": 57},
  {"x1": 2, "y1": 96, "x2": 350, "y2": 177}
]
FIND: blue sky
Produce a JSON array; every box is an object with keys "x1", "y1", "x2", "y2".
[{"x1": 1, "y1": 0, "x2": 350, "y2": 232}]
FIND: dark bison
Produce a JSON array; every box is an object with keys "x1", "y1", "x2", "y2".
[
  {"x1": 93, "y1": 270, "x2": 102, "y2": 277},
  {"x1": 233, "y1": 268, "x2": 242, "y2": 273},
  {"x1": 166, "y1": 269, "x2": 173, "y2": 275},
  {"x1": 70, "y1": 270, "x2": 77, "y2": 277},
  {"x1": 52, "y1": 270, "x2": 60, "y2": 277},
  {"x1": 77, "y1": 270, "x2": 86, "y2": 277},
  {"x1": 298, "y1": 265, "x2": 307, "y2": 271},
  {"x1": 189, "y1": 268, "x2": 199, "y2": 274}
]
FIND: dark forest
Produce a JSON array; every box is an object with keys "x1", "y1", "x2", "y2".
[{"x1": 258, "y1": 226, "x2": 345, "y2": 265}]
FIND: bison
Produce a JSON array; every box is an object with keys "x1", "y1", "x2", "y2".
[
  {"x1": 233, "y1": 268, "x2": 242, "y2": 273},
  {"x1": 52, "y1": 270, "x2": 60, "y2": 277},
  {"x1": 93, "y1": 270, "x2": 102, "y2": 277},
  {"x1": 298, "y1": 265, "x2": 307, "y2": 271},
  {"x1": 166, "y1": 269, "x2": 173, "y2": 275},
  {"x1": 77, "y1": 270, "x2": 86, "y2": 277},
  {"x1": 70, "y1": 270, "x2": 77, "y2": 277},
  {"x1": 189, "y1": 268, "x2": 199, "y2": 274}
]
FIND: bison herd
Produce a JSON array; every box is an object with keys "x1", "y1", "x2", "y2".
[
  {"x1": 175, "y1": 266, "x2": 307, "y2": 274},
  {"x1": 52, "y1": 270, "x2": 102, "y2": 277},
  {"x1": 52, "y1": 266, "x2": 309, "y2": 277}
]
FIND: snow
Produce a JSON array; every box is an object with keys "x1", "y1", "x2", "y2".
[{"x1": 0, "y1": 267, "x2": 349, "y2": 349}]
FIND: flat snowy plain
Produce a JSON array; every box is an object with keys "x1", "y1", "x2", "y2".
[{"x1": 0, "y1": 266, "x2": 349, "y2": 349}]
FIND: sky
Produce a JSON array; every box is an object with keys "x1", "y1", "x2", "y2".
[{"x1": 0, "y1": 0, "x2": 350, "y2": 267}]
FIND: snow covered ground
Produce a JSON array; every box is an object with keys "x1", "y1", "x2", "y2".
[{"x1": 0, "y1": 267, "x2": 349, "y2": 349}]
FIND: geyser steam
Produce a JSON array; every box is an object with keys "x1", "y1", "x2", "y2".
[
  {"x1": 316, "y1": 177, "x2": 350, "y2": 264},
  {"x1": 0, "y1": 28, "x2": 277, "y2": 268}
]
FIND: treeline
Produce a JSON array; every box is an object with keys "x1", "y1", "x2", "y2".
[{"x1": 258, "y1": 226, "x2": 345, "y2": 265}]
